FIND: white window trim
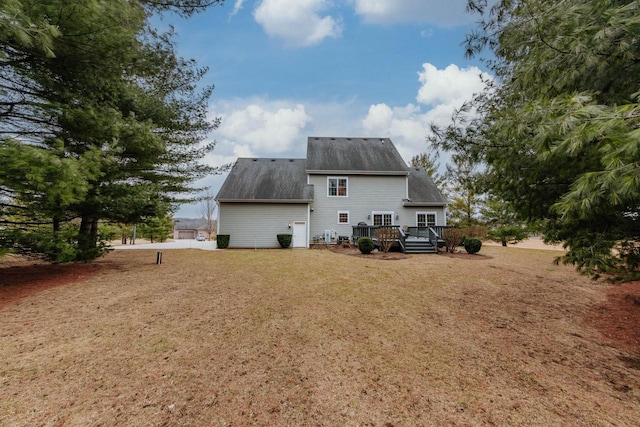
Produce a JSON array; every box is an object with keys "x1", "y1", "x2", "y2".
[
  {"x1": 337, "y1": 210, "x2": 350, "y2": 225},
  {"x1": 372, "y1": 211, "x2": 394, "y2": 226},
  {"x1": 327, "y1": 176, "x2": 348, "y2": 197},
  {"x1": 416, "y1": 211, "x2": 437, "y2": 227}
]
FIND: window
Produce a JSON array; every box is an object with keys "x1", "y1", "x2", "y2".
[
  {"x1": 328, "y1": 177, "x2": 348, "y2": 197},
  {"x1": 373, "y1": 212, "x2": 393, "y2": 226},
  {"x1": 338, "y1": 211, "x2": 349, "y2": 224},
  {"x1": 417, "y1": 212, "x2": 436, "y2": 227}
]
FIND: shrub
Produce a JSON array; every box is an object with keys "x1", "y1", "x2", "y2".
[
  {"x1": 217, "y1": 234, "x2": 230, "y2": 249},
  {"x1": 375, "y1": 226, "x2": 399, "y2": 253},
  {"x1": 464, "y1": 237, "x2": 482, "y2": 254},
  {"x1": 443, "y1": 228, "x2": 465, "y2": 253},
  {"x1": 487, "y1": 226, "x2": 528, "y2": 247},
  {"x1": 277, "y1": 234, "x2": 292, "y2": 248},
  {"x1": 358, "y1": 237, "x2": 374, "y2": 254},
  {"x1": 0, "y1": 224, "x2": 107, "y2": 263}
]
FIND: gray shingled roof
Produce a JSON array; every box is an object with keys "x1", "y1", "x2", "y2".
[
  {"x1": 216, "y1": 158, "x2": 313, "y2": 202},
  {"x1": 406, "y1": 167, "x2": 448, "y2": 206},
  {"x1": 306, "y1": 137, "x2": 409, "y2": 174}
]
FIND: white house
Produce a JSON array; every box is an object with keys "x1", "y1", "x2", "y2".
[{"x1": 215, "y1": 137, "x2": 447, "y2": 252}]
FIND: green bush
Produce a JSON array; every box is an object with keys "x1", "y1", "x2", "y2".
[
  {"x1": 487, "y1": 225, "x2": 529, "y2": 247},
  {"x1": 464, "y1": 237, "x2": 482, "y2": 254},
  {"x1": 277, "y1": 234, "x2": 292, "y2": 248},
  {"x1": 217, "y1": 234, "x2": 230, "y2": 249},
  {"x1": 0, "y1": 224, "x2": 110, "y2": 263},
  {"x1": 358, "y1": 237, "x2": 374, "y2": 254}
]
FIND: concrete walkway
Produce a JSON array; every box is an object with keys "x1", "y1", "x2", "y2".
[{"x1": 110, "y1": 240, "x2": 218, "y2": 251}]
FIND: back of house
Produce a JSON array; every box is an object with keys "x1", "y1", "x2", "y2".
[{"x1": 215, "y1": 137, "x2": 447, "y2": 249}]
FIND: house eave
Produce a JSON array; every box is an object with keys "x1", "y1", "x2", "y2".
[
  {"x1": 216, "y1": 198, "x2": 312, "y2": 204},
  {"x1": 402, "y1": 201, "x2": 448, "y2": 207},
  {"x1": 305, "y1": 169, "x2": 408, "y2": 176}
]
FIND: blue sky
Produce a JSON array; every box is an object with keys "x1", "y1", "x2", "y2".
[{"x1": 168, "y1": 0, "x2": 493, "y2": 217}]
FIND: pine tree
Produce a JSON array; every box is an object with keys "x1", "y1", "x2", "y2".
[
  {"x1": 0, "y1": 0, "x2": 224, "y2": 261},
  {"x1": 432, "y1": 0, "x2": 640, "y2": 279}
]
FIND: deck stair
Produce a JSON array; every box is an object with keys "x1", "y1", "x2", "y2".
[
  {"x1": 403, "y1": 237, "x2": 438, "y2": 254},
  {"x1": 352, "y1": 224, "x2": 445, "y2": 254}
]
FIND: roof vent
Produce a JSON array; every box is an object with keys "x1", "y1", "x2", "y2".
[
  {"x1": 271, "y1": 159, "x2": 276, "y2": 162},
  {"x1": 289, "y1": 159, "x2": 294, "y2": 162},
  {"x1": 252, "y1": 159, "x2": 257, "y2": 162}
]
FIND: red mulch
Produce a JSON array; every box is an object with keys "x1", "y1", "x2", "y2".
[
  {"x1": 0, "y1": 258, "x2": 102, "y2": 309},
  {"x1": 328, "y1": 243, "x2": 408, "y2": 260},
  {"x1": 591, "y1": 280, "x2": 640, "y2": 354}
]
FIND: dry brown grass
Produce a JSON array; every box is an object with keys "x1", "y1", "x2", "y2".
[{"x1": 1, "y1": 246, "x2": 639, "y2": 426}]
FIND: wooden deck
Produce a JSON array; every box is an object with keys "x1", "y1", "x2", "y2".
[{"x1": 352, "y1": 225, "x2": 446, "y2": 254}]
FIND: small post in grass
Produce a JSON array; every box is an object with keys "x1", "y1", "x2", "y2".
[{"x1": 156, "y1": 251, "x2": 162, "y2": 264}]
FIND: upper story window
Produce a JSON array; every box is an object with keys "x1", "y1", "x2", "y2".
[{"x1": 328, "y1": 177, "x2": 348, "y2": 197}]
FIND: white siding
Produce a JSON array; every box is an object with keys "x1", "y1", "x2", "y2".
[
  {"x1": 218, "y1": 203, "x2": 309, "y2": 248},
  {"x1": 308, "y1": 174, "x2": 446, "y2": 240}
]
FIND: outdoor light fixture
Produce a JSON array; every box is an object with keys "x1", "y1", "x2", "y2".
[
  {"x1": 288, "y1": 222, "x2": 291, "y2": 228},
  {"x1": 367, "y1": 214, "x2": 371, "y2": 219}
]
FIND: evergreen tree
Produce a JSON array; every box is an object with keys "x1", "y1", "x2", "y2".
[
  {"x1": 445, "y1": 154, "x2": 483, "y2": 227},
  {"x1": 432, "y1": 0, "x2": 640, "y2": 279},
  {"x1": 0, "y1": 0, "x2": 224, "y2": 261}
]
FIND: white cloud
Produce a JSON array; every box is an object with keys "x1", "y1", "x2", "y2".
[
  {"x1": 254, "y1": 0, "x2": 343, "y2": 47},
  {"x1": 230, "y1": 0, "x2": 246, "y2": 17},
  {"x1": 211, "y1": 99, "x2": 311, "y2": 155},
  {"x1": 417, "y1": 63, "x2": 490, "y2": 107},
  {"x1": 362, "y1": 103, "x2": 428, "y2": 158},
  {"x1": 361, "y1": 63, "x2": 492, "y2": 164},
  {"x1": 352, "y1": 0, "x2": 475, "y2": 27}
]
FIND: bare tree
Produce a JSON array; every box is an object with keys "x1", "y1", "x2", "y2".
[
  {"x1": 375, "y1": 226, "x2": 399, "y2": 253},
  {"x1": 442, "y1": 228, "x2": 466, "y2": 253},
  {"x1": 200, "y1": 189, "x2": 217, "y2": 241}
]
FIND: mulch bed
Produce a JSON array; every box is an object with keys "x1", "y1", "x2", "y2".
[
  {"x1": 591, "y1": 280, "x2": 640, "y2": 354},
  {"x1": 328, "y1": 243, "x2": 408, "y2": 260},
  {"x1": 0, "y1": 257, "x2": 102, "y2": 309},
  {"x1": 328, "y1": 243, "x2": 492, "y2": 260}
]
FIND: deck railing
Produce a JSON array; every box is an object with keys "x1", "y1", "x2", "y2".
[
  {"x1": 398, "y1": 227, "x2": 407, "y2": 252},
  {"x1": 405, "y1": 226, "x2": 448, "y2": 239},
  {"x1": 351, "y1": 225, "x2": 402, "y2": 243},
  {"x1": 352, "y1": 225, "x2": 448, "y2": 251}
]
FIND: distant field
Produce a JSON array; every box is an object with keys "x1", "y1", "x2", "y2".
[{"x1": 1, "y1": 246, "x2": 639, "y2": 425}]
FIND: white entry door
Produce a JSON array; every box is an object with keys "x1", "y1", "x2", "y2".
[{"x1": 292, "y1": 221, "x2": 307, "y2": 248}]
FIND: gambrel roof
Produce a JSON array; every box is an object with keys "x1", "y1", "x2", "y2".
[
  {"x1": 216, "y1": 158, "x2": 313, "y2": 203},
  {"x1": 306, "y1": 137, "x2": 408, "y2": 175}
]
